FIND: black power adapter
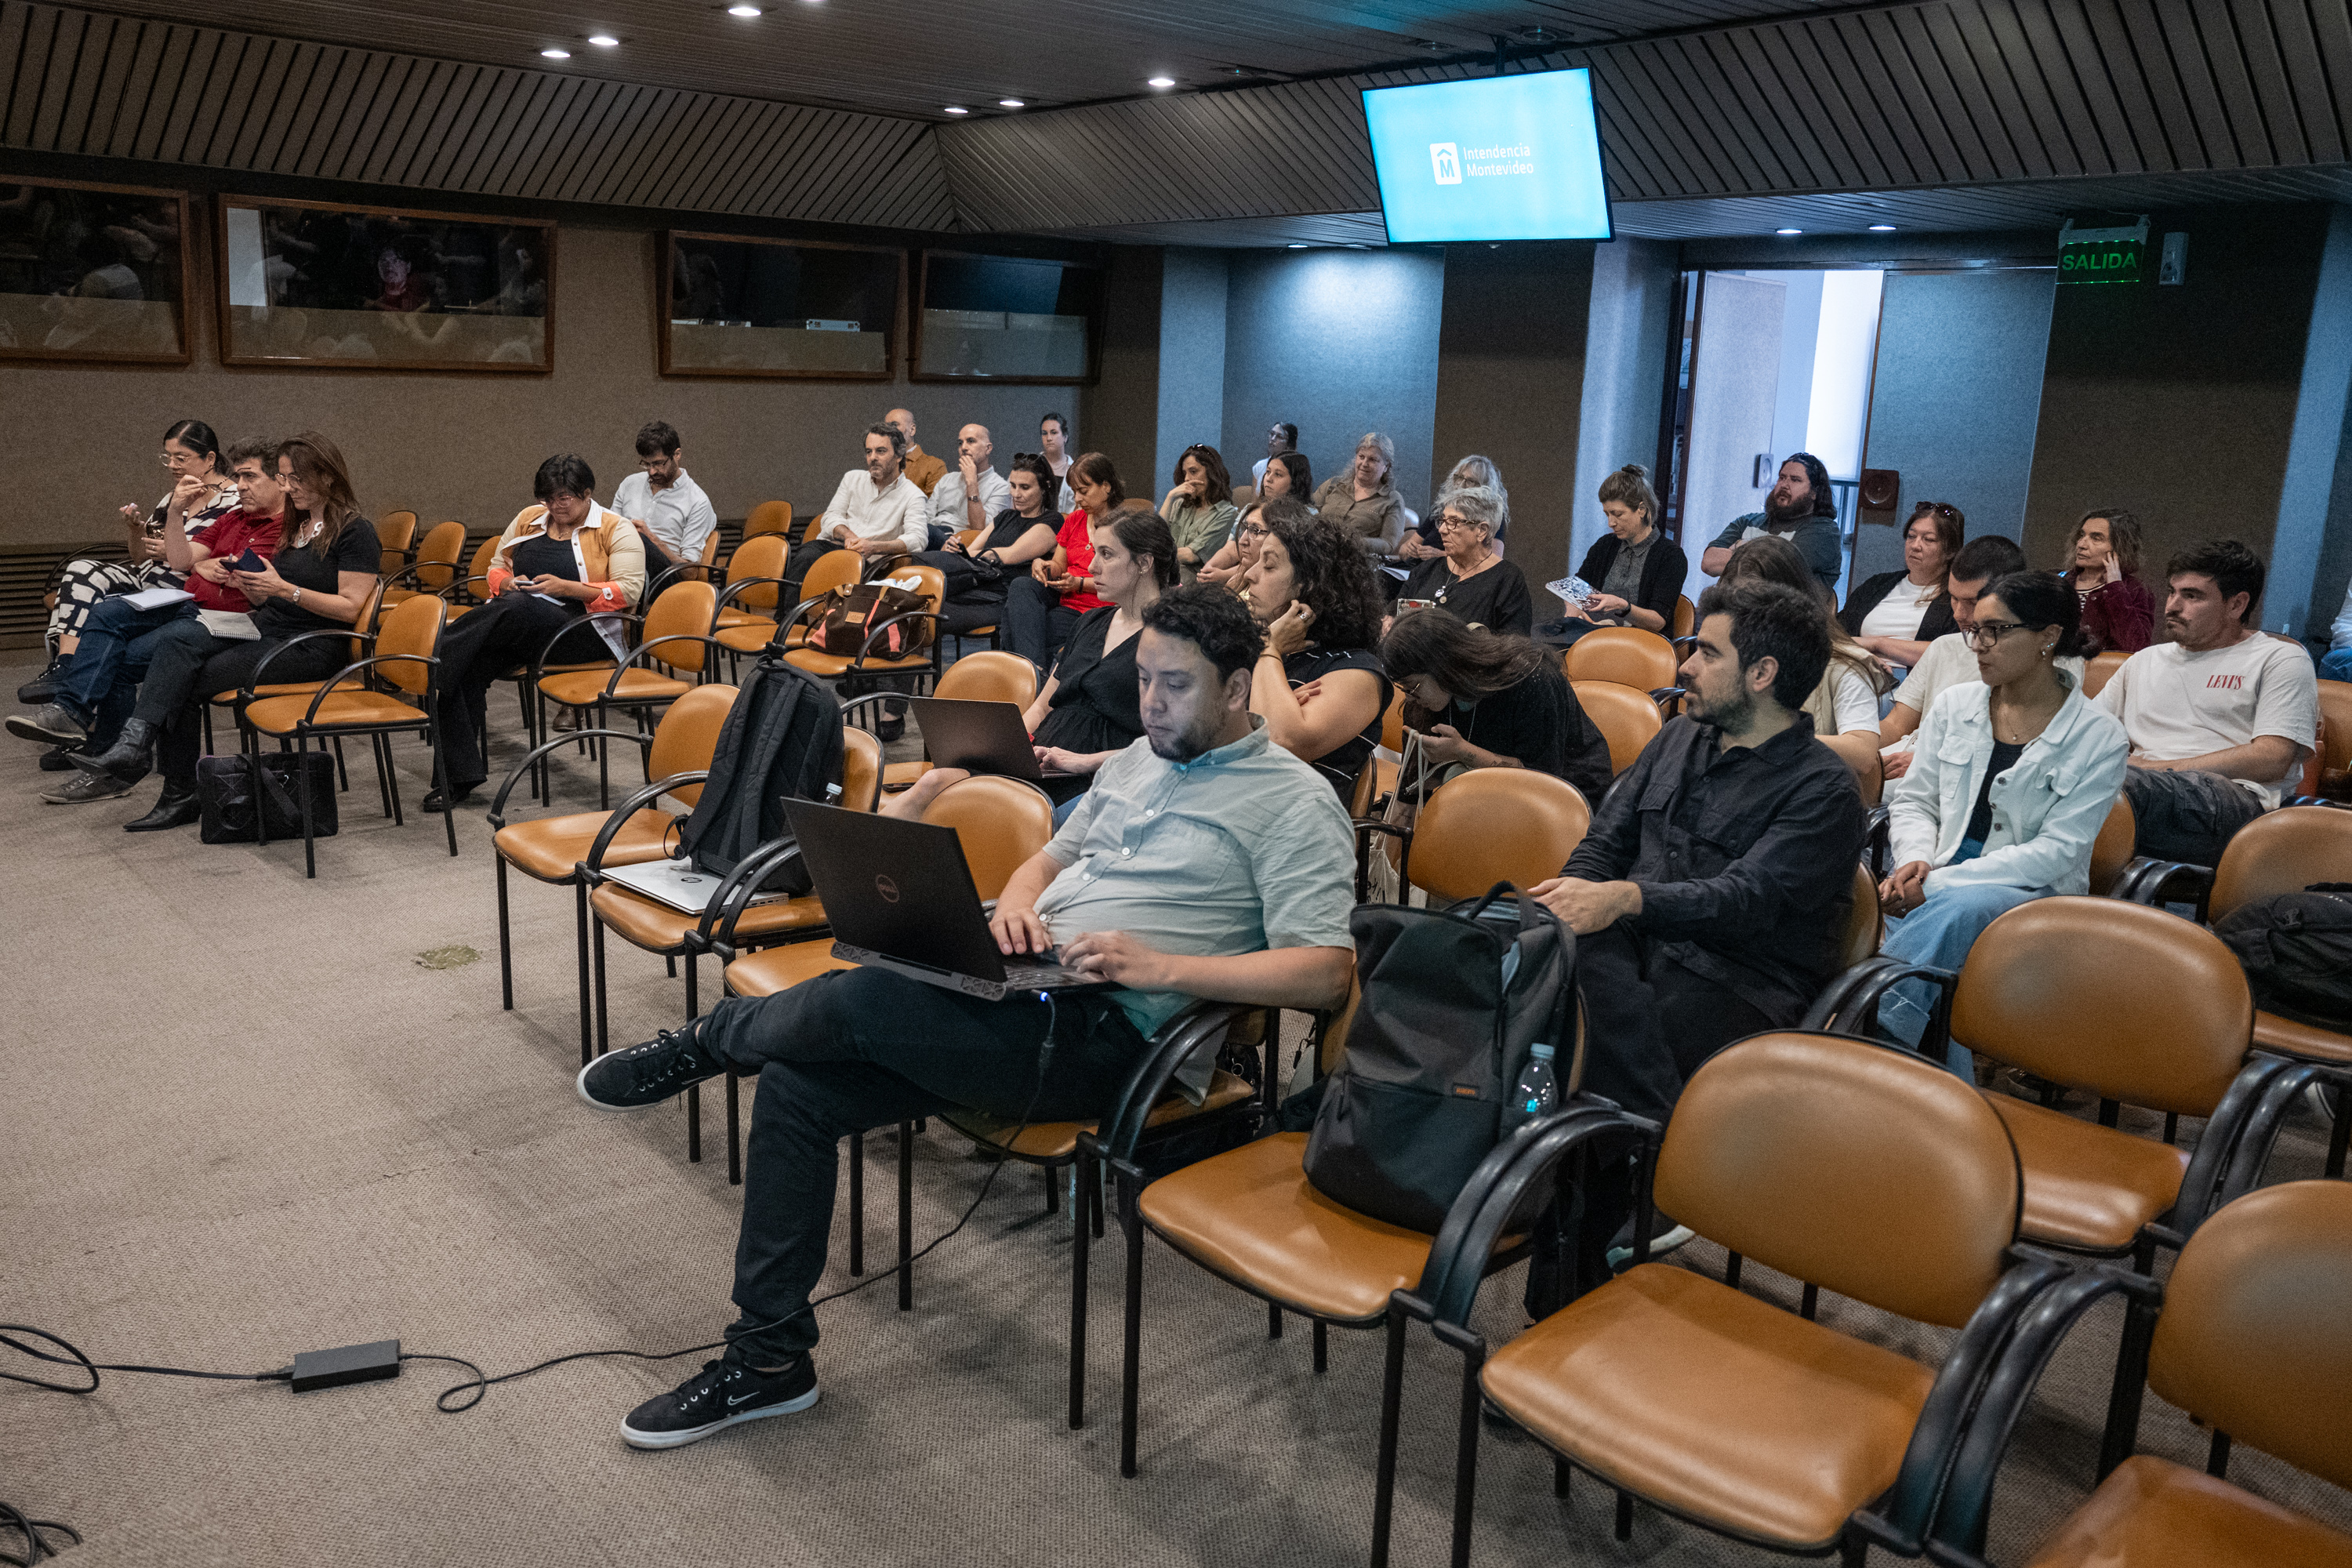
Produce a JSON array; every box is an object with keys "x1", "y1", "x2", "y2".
[{"x1": 289, "y1": 1340, "x2": 401, "y2": 1393}]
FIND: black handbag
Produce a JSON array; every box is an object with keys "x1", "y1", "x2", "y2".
[{"x1": 196, "y1": 751, "x2": 339, "y2": 844}]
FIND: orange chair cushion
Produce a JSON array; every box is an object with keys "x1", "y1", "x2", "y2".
[
  {"x1": 1481, "y1": 1263, "x2": 1935, "y2": 1553},
  {"x1": 590, "y1": 882, "x2": 826, "y2": 956},
  {"x1": 540, "y1": 669, "x2": 692, "y2": 707},
  {"x1": 1987, "y1": 1093, "x2": 2190, "y2": 1253},
  {"x1": 2252, "y1": 1011, "x2": 2352, "y2": 1065},
  {"x1": 724, "y1": 941, "x2": 858, "y2": 998},
  {"x1": 1137, "y1": 1132, "x2": 1435, "y2": 1324},
  {"x1": 715, "y1": 622, "x2": 780, "y2": 653},
  {"x1": 244, "y1": 691, "x2": 425, "y2": 735},
  {"x1": 214, "y1": 678, "x2": 361, "y2": 702},
  {"x1": 944, "y1": 1071, "x2": 1257, "y2": 1161},
  {"x1": 495, "y1": 811, "x2": 678, "y2": 884},
  {"x1": 881, "y1": 760, "x2": 929, "y2": 792},
  {"x1": 782, "y1": 648, "x2": 932, "y2": 678},
  {"x1": 2022, "y1": 1454, "x2": 2352, "y2": 1568}
]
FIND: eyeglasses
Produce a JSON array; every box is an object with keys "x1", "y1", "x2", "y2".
[
  {"x1": 1236, "y1": 525, "x2": 1269, "y2": 541},
  {"x1": 1965, "y1": 619, "x2": 2030, "y2": 650},
  {"x1": 1435, "y1": 515, "x2": 1479, "y2": 532},
  {"x1": 159, "y1": 452, "x2": 194, "y2": 466}
]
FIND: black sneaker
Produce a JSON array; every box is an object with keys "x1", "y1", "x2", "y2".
[
  {"x1": 16, "y1": 657, "x2": 63, "y2": 706},
  {"x1": 6, "y1": 703, "x2": 85, "y2": 746},
  {"x1": 576, "y1": 1019, "x2": 724, "y2": 1111},
  {"x1": 38, "y1": 745, "x2": 79, "y2": 772},
  {"x1": 621, "y1": 1354, "x2": 818, "y2": 1450}
]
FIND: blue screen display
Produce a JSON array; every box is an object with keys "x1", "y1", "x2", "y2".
[{"x1": 1362, "y1": 71, "x2": 1612, "y2": 244}]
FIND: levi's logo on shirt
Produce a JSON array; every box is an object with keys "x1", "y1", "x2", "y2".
[{"x1": 2206, "y1": 674, "x2": 2246, "y2": 690}]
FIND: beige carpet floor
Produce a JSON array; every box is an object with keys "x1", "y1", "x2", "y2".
[{"x1": 3, "y1": 650, "x2": 2347, "y2": 1568}]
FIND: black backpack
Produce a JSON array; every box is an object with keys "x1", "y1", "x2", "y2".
[
  {"x1": 674, "y1": 656, "x2": 844, "y2": 897},
  {"x1": 1302, "y1": 886, "x2": 1577, "y2": 1233},
  {"x1": 2214, "y1": 887, "x2": 2352, "y2": 1028}
]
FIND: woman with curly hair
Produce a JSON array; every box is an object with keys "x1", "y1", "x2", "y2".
[{"x1": 1242, "y1": 499, "x2": 1392, "y2": 797}]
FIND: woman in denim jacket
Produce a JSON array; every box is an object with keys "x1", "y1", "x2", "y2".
[{"x1": 1877, "y1": 571, "x2": 2129, "y2": 1071}]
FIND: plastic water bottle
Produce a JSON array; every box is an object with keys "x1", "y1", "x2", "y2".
[{"x1": 1510, "y1": 1044, "x2": 1559, "y2": 1129}]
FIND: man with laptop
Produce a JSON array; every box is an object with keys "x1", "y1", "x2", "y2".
[{"x1": 576, "y1": 584, "x2": 1357, "y2": 1450}]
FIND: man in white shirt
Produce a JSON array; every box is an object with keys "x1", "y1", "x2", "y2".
[
  {"x1": 2095, "y1": 539, "x2": 2318, "y2": 866},
  {"x1": 923, "y1": 423, "x2": 1012, "y2": 549},
  {"x1": 789, "y1": 424, "x2": 929, "y2": 590},
  {"x1": 610, "y1": 421, "x2": 717, "y2": 575}
]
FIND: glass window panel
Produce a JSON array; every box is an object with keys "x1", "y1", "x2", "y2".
[
  {"x1": 662, "y1": 233, "x2": 899, "y2": 379},
  {"x1": 0, "y1": 179, "x2": 189, "y2": 363}
]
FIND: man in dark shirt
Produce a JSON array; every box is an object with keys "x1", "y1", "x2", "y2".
[
  {"x1": 1698, "y1": 452, "x2": 1845, "y2": 596},
  {"x1": 1531, "y1": 579, "x2": 1866, "y2": 1290}
]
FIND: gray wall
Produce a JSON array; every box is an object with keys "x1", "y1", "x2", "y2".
[
  {"x1": 1857, "y1": 267, "x2": 2057, "y2": 580},
  {"x1": 1570, "y1": 239, "x2": 1677, "y2": 568},
  {"x1": 1154, "y1": 249, "x2": 1232, "y2": 492},
  {"x1": 1221, "y1": 248, "x2": 1447, "y2": 515}
]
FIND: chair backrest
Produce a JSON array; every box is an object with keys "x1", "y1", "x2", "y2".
[
  {"x1": 408, "y1": 521, "x2": 466, "y2": 588},
  {"x1": 698, "y1": 529, "x2": 724, "y2": 566},
  {"x1": 742, "y1": 500, "x2": 792, "y2": 538},
  {"x1": 2317, "y1": 680, "x2": 2352, "y2": 795},
  {"x1": 1570, "y1": 680, "x2": 1662, "y2": 775},
  {"x1": 641, "y1": 580, "x2": 718, "y2": 674},
  {"x1": 1562, "y1": 626, "x2": 1680, "y2": 693},
  {"x1": 1379, "y1": 686, "x2": 1406, "y2": 753},
  {"x1": 935, "y1": 650, "x2": 1039, "y2": 708},
  {"x1": 801, "y1": 513, "x2": 826, "y2": 543},
  {"x1": 371, "y1": 593, "x2": 445, "y2": 697},
  {"x1": 374, "y1": 509, "x2": 419, "y2": 570},
  {"x1": 465, "y1": 534, "x2": 500, "y2": 586},
  {"x1": 885, "y1": 561, "x2": 947, "y2": 612},
  {"x1": 2150, "y1": 1180, "x2": 2352, "y2": 1493},
  {"x1": 1657, "y1": 1032, "x2": 2021, "y2": 1328},
  {"x1": 722, "y1": 534, "x2": 788, "y2": 612},
  {"x1": 797, "y1": 547, "x2": 865, "y2": 605},
  {"x1": 920, "y1": 775, "x2": 1054, "y2": 899},
  {"x1": 1951, "y1": 897, "x2": 2251, "y2": 1115},
  {"x1": 1407, "y1": 769, "x2": 1590, "y2": 902},
  {"x1": 2081, "y1": 649, "x2": 2129, "y2": 699},
  {"x1": 2089, "y1": 793, "x2": 2136, "y2": 894},
  {"x1": 345, "y1": 579, "x2": 387, "y2": 662},
  {"x1": 644, "y1": 683, "x2": 738, "y2": 808},
  {"x1": 1670, "y1": 594, "x2": 1695, "y2": 640},
  {"x1": 2209, "y1": 804, "x2": 2352, "y2": 921},
  {"x1": 1820, "y1": 728, "x2": 1886, "y2": 808},
  {"x1": 840, "y1": 725, "x2": 884, "y2": 811},
  {"x1": 1840, "y1": 862, "x2": 1882, "y2": 969},
  {"x1": 950, "y1": 526, "x2": 985, "y2": 552}
]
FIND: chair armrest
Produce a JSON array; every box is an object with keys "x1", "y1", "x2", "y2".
[
  {"x1": 243, "y1": 629, "x2": 374, "y2": 692},
  {"x1": 438, "y1": 573, "x2": 492, "y2": 604},
  {"x1": 2284, "y1": 795, "x2": 2352, "y2": 811},
  {"x1": 487, "y1": 728, "x2": 652, "y2": 827},
  {"x1": 701, "y1": 833, "x2": 817, "y2": 955},
  {"x1": 1649, "y1": 685, "x2": 1685, "y2": 717},
  {"x1": 604, "y1": 633, "x2": 725, "y2": 696},
  {"x1": 1865, "y1": 805, "x2": 1891, "y2": 879},
  {"x1": 279, "y1": 652, "x2": 437, "y2": 726},
  {"x1": 2115, "y1": 856, "x2": 2214, "y2": 918},
  {"x1": 838, "y1": 691, "x2": 907, "y2": 731},
  {"x1": 580, "y1": 770, "x2": 708, "y2": 872},
  {"x1": 713, "y1": 575, "x2": 792, "y2": 619},
  {"x1": 2157, "y1": 1054, "x2": 2335, "y2": 1247},
  {"x1": 1800, "y1": 956, "x2": 1957, "y2": 1059},
  {"x1": 383, "y1": 561, "x2": 457, "y2": 593},
  {"x1": 850, "y1": 610, "x2": 942, "y2": 666},
  {"x1": 1086, "y1": 1001, "x2": 1261, "y2": 1166}
]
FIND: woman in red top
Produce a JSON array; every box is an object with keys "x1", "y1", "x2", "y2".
[
  {"x1": 2060, "y1": 508, "x2": 2156, "y2": 656},
  {"x1": 1004, "y1": 451, "x2": 1123, "y2": 672}
]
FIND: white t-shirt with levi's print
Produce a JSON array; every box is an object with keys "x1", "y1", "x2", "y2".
[{"x1": 2093, "y1": 633, "x2": 2318, "y2": 808}]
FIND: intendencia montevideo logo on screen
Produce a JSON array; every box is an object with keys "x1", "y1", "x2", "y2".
[{"x1": 1428, "y1": 140, "x2": 1534, "y2": 185}]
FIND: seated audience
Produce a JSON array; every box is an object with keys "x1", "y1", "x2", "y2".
[
  {"x1": 1196, "y1": 454, "x2": 1306, "y2": 586},
  {"x1": 886, "y1": 407, "x2": 946, "y2": 495},
  {"x1": 1397, "y1": 485, "x2": 1532, "y2": 636},
  {"x1": 576, "y1": 585, "x2": 1356, "y2": 1452},
  {"x1": 421, "y1": 455, "x2": 646, "y2": 810},
  {"x1": 924, "y1": 423, "x2": 1012, "y2": 550},
  {"x1": 2095, "y1": 539, "x2": 2317, "y2": 866},
  {"x1": 1003, "y1": 452, "x2": 1120, "y2": 673},
  {"x1": 2327, "y1": 579, "x2": 2352, "y2": 684},
  {"x1": 1699, "y1": 452, "x2": 1844, "y2": 596},
  {"x1": 1311, "y1": 432, "x2": 1406, "y2": 557},
  {"x1": 1716, "y1": 534, "x2": 1889, "y2": 748},
  {"x1": 1878, "y1": 537, "x2": 2074, "y2": 778},
  {"x1": 1243, "y1": 503, "x2": 1391, "y2": 797},
  {"x1": 1399, "y1": 453, "x2": 1507, "y2": 562},
  {"x1": 1196, "y1": 500, "x2": 1266, "y2": 593},
  {"x1": 1038, "y1": 411, "x2": 1076, "y2": 511},
  {"x1": 26, "y1": 419, "x2": 238, "y2": 712},
  {"x1": 1249, "y1": 420, "x2": 1298, "y2": 491},
  {"x1": 1379, "y1": 608, "x2": 1613, "y2": 805},
  {"x1": 1022, "y1": 502, "x2": 1175, "y2": 805},
  {"x1": 1841, "y1": 501, "x2": 1963, "y2": 670},
  {"x1": 790, "y1": 424, "x2": 928, "y2": 589},
  {"x1": 1158, "y1": 444, "x2": 1239, "y2": 584},
  {"x1": 1875, "y1": 572, "x2": 2128, "y2": 1070},
  {"x1": 611, "y1": 420, "x2": 717, "y2": 575},
  {"x1": 2059, "y1": 506, "x2": 2157, "y2": 656},
  {"x1": 1568, "y1": 463, "x2": 1686, "y2": 635},
  {"x1": 22, "y1": 439, "x2": 286, "y2": 803},
  {"x1": 1534, "y1": 578, "x2": 1867, "y2": 1290},
  {"x1": 923, "y1": 453, "x2": 1062, "y2": 636}
]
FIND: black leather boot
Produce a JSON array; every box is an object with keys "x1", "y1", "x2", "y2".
[
  {"x1": 70, "y1": 717, "x2": 155, "y2": 785},
  {"x1": 124, "y1": 782, "x2": 201, "y2": 832}
]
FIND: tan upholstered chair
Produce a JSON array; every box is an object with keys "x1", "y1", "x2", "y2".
[
  {"x1": 1562, "y1": 626, "x2": 1684, "y2": 711},
  {"x1": 1571, "y1": 679, "x2": 1662, "y2": 776},
  {"x1": 869, "y1": 651, "x2": 1040, "y2": 793},
  {"x1": 741, "y1": 500, "x2": 792, "y2": 539},
  {"x1": 536, "y1": 579, "x2": 721, "y2": 808}
]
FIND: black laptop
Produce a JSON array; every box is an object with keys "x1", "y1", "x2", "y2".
[
  {"x1": 782, "y1": 800, "x2": 1107, "y2": 1000},
  {"x1": 907, "y1": 696, "x2": 1077, "y2": 783}
]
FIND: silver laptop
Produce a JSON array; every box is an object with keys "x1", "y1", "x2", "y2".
[{"x1": 600, "y1": 858, "x2": 789, "y2": 916}]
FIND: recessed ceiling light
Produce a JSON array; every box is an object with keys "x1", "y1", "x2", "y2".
[
  {"x1": 998, "y1": 98, "x2": 1025, "y2": 107},
  {"x1": 1776, "y1": 227, "x2": 1803, "y2": 234},
  {"x1": 727, "y1": 5, "x2": 760, "y2": 16},
  {"x1": 1287, "y1": 243, "x2": 1308, "y2": 249},
  {"x1": 943, "y1": 105, "x2": 968, "y2": 114},
  {"x1": 587, "y1": 34, "x2": 619, "y2": 46},
  {"x1": 1867, "y1": 223, "x2": 1896, "y2": 231},
  {"x1": 541, "y1": 47, "x2": 571, "y2": 58},
  {"x1": 1147, "y1": 76, "x2": 1174, "y2": 89}
]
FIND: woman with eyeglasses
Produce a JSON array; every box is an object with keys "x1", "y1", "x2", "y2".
[
  {"x1": 1394, "y1": 485, "x2": 1532, "y2": 636},
  {"x1": 1842, "y1": 501, "x2": 1965, "y2": 672},
  {"x1": 1875, "y1": 571, "x2": 2128, "y2": 1073},
  {"x1": 927, "y1": 452, "x2": 1063, "y2": 635},
  {"x1": 1196, "y1": 501, "x2": 1267, "y2": 593},
  {"x1": 24, "y1": 420, "x2": 238, "y2": 716},
  {"x1": 1197, "y1": 452, "x2": 1310, "y2": 586},
  {"x1": 1156, "y1": 443, "x2": 1240, "y2": 585},
  {"x1": 2056, "y1": 507, "x2": 2156, "y2": 656}
]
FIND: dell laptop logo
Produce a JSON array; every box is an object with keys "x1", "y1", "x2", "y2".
[
  {"x1": 1429, "y1": 142, "x2": 1461, "y2": 184},
  {"x1": 874, "y1": 874, "x2": 899, "y2": 903}
]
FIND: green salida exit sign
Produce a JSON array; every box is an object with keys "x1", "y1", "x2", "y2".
[{"x1": 2059, "y1": 217, "x2": 2149, "y2": 284}]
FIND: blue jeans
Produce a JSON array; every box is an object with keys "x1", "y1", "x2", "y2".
[
  {"x1": 54, "y1": 595, "x2": 198, "y2": 739},
  {"x1": 2321, "y1": 648, "x2": 2352, "y2": 683},
  {"x1": 1879, "y1": 881, "x2": 2054, "y2": 1075}
]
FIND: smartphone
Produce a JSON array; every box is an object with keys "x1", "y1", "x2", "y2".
[{"x1": 233, "y1": 548, "x2": 268, "y2": 574}]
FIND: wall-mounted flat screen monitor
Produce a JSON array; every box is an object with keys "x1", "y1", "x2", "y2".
[{"x1": 1362, "y1": 69, "x2": 1612, "y2": 244}]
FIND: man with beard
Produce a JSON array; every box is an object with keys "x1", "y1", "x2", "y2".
[
  {"x1": 1528, "y1": 579, "x2": 1866, "y2": 1294},
  {"x1": 2094, "y1": 539, "x2": 2316, "y2": 866},
  {"x1": 791, "y1": 423, "x2": 931, "y2": 589},
  {"x1": 575, "y1": 583, "x2": 1356, "y2": 1450},
  {"x1": 1700, "y1": 452, "x2": 1846, "y2": 596}
]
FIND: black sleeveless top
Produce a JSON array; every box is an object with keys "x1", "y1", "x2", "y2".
[
  {"x1": 511, "y1": 532, "x2": 585, "y2": 614},
  {"x1": 1283, "y1": 645, "x2": 1391, "y2": 798}
]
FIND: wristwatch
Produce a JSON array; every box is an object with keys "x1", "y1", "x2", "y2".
[{"x1": 289, "y1": 586, "x2": 303, "y2": 608}]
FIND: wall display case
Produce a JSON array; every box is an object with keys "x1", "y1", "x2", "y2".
[
  {"x1": 662, "y1": 231, "x2": 901, "y2": 379},
  {"x1": 0, "y1": 176, "x2": 192, "y2": 364},
  {"x1": 911, "y1": 251, "x2": 1100, "y2": 384}
]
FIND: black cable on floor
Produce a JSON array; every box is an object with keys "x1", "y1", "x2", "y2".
[
  {"x1": 0, "y1": 1325, "x2": 290, "y2": 1393},
  {"x1": 0, "y1": 1497, "x2": 79, "y2": 1566}
]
